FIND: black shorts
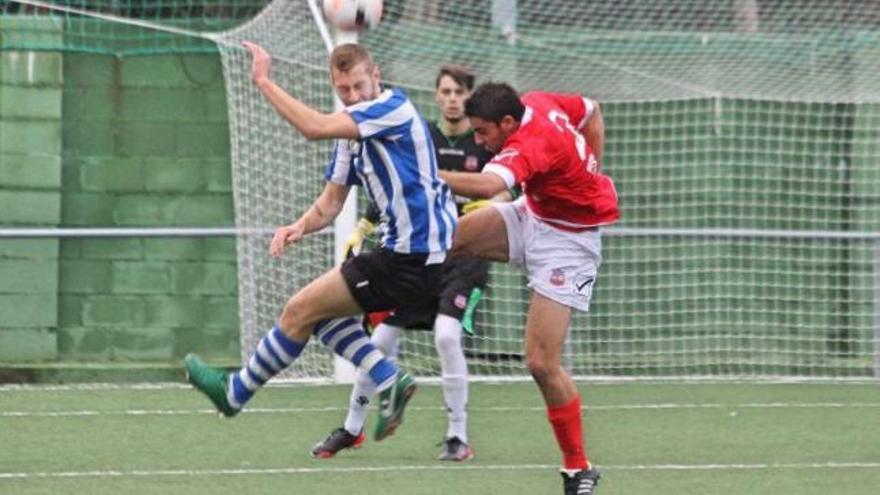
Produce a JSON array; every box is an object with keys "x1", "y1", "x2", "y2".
[
  {"x1": 384, "y1": 256, "x2": 489, "y2": 329},
  {"x1": 340, "y1": 248, "x2": 444, "y2": 313}
]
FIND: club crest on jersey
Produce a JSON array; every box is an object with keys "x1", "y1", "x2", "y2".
[
  {"x1": 454, "y1": 294, "x2": 468, "y2": 309},
  {"x1": 550, "y1": 268, "x2": 566, "y2": 287},
  {"x1": 464, "y1": 155, "x2": 479, "y2": 171}
]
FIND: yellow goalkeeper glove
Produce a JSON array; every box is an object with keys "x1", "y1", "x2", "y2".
[
  {"x1": 461, "y1": 199, "x2": 493, "y2": 215},
  {"x1": 343, "y1": 218, "x2": 375, "y2": 258}
]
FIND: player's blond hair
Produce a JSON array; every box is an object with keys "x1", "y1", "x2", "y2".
[{"x1": 329, "y1": 43, "x2": 375, "y2": 74}]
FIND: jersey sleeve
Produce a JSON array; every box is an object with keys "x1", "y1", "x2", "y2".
[
  {"x1": 324, "y1": 139, "x2": 360, "y2": 186},
  {"x1": 482, "y1": 146, "x2": 531, "y2": 190},
  {"x1": 526, "y1": 91, "x2": 595, "y2": 130},
  {"x1": 346, "y1": 88, "x2": 414, "y2": 139}
]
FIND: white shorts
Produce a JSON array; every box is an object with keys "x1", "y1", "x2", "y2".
[{"x1": 493, "y1": 197, "x2": 603, "y2": 312}]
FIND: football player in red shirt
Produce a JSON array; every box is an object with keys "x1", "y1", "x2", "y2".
[{"x1": 439, "y1": 82, "x2": 619, "y2": 495}]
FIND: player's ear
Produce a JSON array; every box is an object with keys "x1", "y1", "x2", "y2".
[{"x1": 500, "y1": 115, "x2": 519, "y2": 133}]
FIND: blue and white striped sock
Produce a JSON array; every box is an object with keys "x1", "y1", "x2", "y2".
[
  {"x1": 228, "y1": 325, "x2": 306, "y2": 409},
  {"x1": 314, "y1": 317, "x2": 398, "y2": 391}
]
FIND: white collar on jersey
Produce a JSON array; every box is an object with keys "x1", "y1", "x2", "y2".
[{"x1": 521, "y1": 106, "x2": 534, "y2": 125}]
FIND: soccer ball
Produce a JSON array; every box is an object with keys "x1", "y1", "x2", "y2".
[{"x1": 322, "y1": 0, "x2": 383, "y2": 31}]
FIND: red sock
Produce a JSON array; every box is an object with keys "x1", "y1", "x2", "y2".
[{"x1": 546, "y1": 395, "x2": 589, "y2": 470}]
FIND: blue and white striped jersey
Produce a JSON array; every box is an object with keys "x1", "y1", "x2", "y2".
[{"x1": 325, "y1": 87, "x2": 458, "y2": 257}]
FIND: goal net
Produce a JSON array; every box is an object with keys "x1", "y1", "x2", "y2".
[
  {"x1": 6, "y1": 0, "x2": 880, "y2": 380},
  {"x1": 222, "y1": 0, "x2": 880, "y2": 380}
]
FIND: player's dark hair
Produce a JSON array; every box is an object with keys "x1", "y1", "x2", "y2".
[
  {"x1": 330, "y1": 43, "x2": 375, "y2": 73},
  {"x1": 435, "y1": 64, "x2": 475, "y2": 91},
  {"x1": 464, "y1": 82, "x2": 525, "y2": 123}
]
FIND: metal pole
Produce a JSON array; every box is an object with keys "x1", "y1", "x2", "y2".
[{"x1": 329, "y1": 27, "x2": 360, "y2": 385}]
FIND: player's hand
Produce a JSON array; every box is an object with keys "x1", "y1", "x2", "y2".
[
  {"x1": 269, "y1": 223, "x2": 305, "y2": 257},
  {"x1": 343, "y1": 218, "x2": 375, "y2": 258},
  {"x1": 462, "y1": 199, "x2": 493, "y2": 215},
  {"x1": 242, "y1": 41, "x2": 271, "y2": 85}
]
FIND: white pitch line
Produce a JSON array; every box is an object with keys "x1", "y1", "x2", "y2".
[
  {"x1": 2, "y1": 402, "x2": 880, "y2": 418},
  {"x1": 2, "y1": 462, "x2": 880, "y2": 480},
  {"x1": 2, "y1": 377, "x2": 877, "y2": 393},
  {"x1": 0, "y1": 383, "x2": 196, "y2": 392}
]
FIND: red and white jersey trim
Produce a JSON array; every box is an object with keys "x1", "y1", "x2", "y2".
[
  {"x1": 577, "y1": 98, "x2": 595, "y2": 130},
  {"x1": 526, "y1": 200, "x2": 615, "y2": 232},
  {"x1": 483, "y1": 163, "x2": 516, "y2": 189}
]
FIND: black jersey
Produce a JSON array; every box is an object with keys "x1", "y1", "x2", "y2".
[
  {"x1": 428, "y1": 121, "x2": 493, "y2": 174},
  {"x1": 428, "y1": 121, "x2": 493, "y2": 213}
]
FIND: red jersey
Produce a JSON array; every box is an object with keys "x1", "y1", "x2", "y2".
[{"x1": 482, "y1": 91, "x2": 619, "y2": 230}]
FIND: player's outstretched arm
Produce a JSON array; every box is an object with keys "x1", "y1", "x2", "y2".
[
  {"x1": 243, "y1": 41, "x2": 359, "y2": 141},
  {"x1": 579, "y1": 99, "x2": 604, "y2": 162},
  {"x1": 270, "y1": 182, "x2": 350, "y2": 257},
  {"x1": 440, "y1": 170, "x2": 508, "y2": 199}
]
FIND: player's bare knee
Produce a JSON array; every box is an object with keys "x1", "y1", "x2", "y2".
[
  {"x1": 449, "y1": 238, "x2": 468, "y2": 258},
  {"x1": 527, "y1": 358, "x2": 554, "y2": 385},
  {"x1": 451, "y1": 227, "x2": 479, "y2": 258},
  {"x1": 278, "y1": 297, "x2": 298, "y2": 329},
  {"x1": 279, "y1": 295, "x2": 314, "y2": 339}
]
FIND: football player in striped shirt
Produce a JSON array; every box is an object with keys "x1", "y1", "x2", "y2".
[
  {"x1": 185, "y1": 42, "x2": 457, "y2": 443},
  {"x1": 311, "y1": 65, "x2": 501, "y2": 462}
]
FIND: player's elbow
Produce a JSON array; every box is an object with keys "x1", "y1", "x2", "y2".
[
  {"x1": 301, "y1": 121, "x2": 356, "y2": 141},
  {"x1": 298, "y1": 115, "x2": 338, "y2": 141},
  {"x1": 299, "y1": 125, "x2": 324, "y2": 141},
  {"x1": 585, "y1": 99, "x2": 602, "y2": 123},
  {"x1": 579, "y1": 100, "x2": 603, "y2": 132}
]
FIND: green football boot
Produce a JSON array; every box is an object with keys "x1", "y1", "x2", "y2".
[
  {"x1": 184, "y1": 353, "x2": 239, "y2": 417},
  {"x1": 461, "y1": 287, "x2": 483, "y2": 336},
  {"x1": 373, "y1": 371, "x2": 417, "y2": 441}
]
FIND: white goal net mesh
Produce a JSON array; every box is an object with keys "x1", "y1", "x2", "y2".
[{"x1": 215, "y1": 0, "x2": 880, "y2": 380}]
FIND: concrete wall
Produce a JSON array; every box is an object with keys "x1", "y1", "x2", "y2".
[
  {"x1": 0, "y1": 50, "x2": 63, "y2": 362},
  {"x1": 1, "y1": 51, "x2": 241, "y2": 369}
]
